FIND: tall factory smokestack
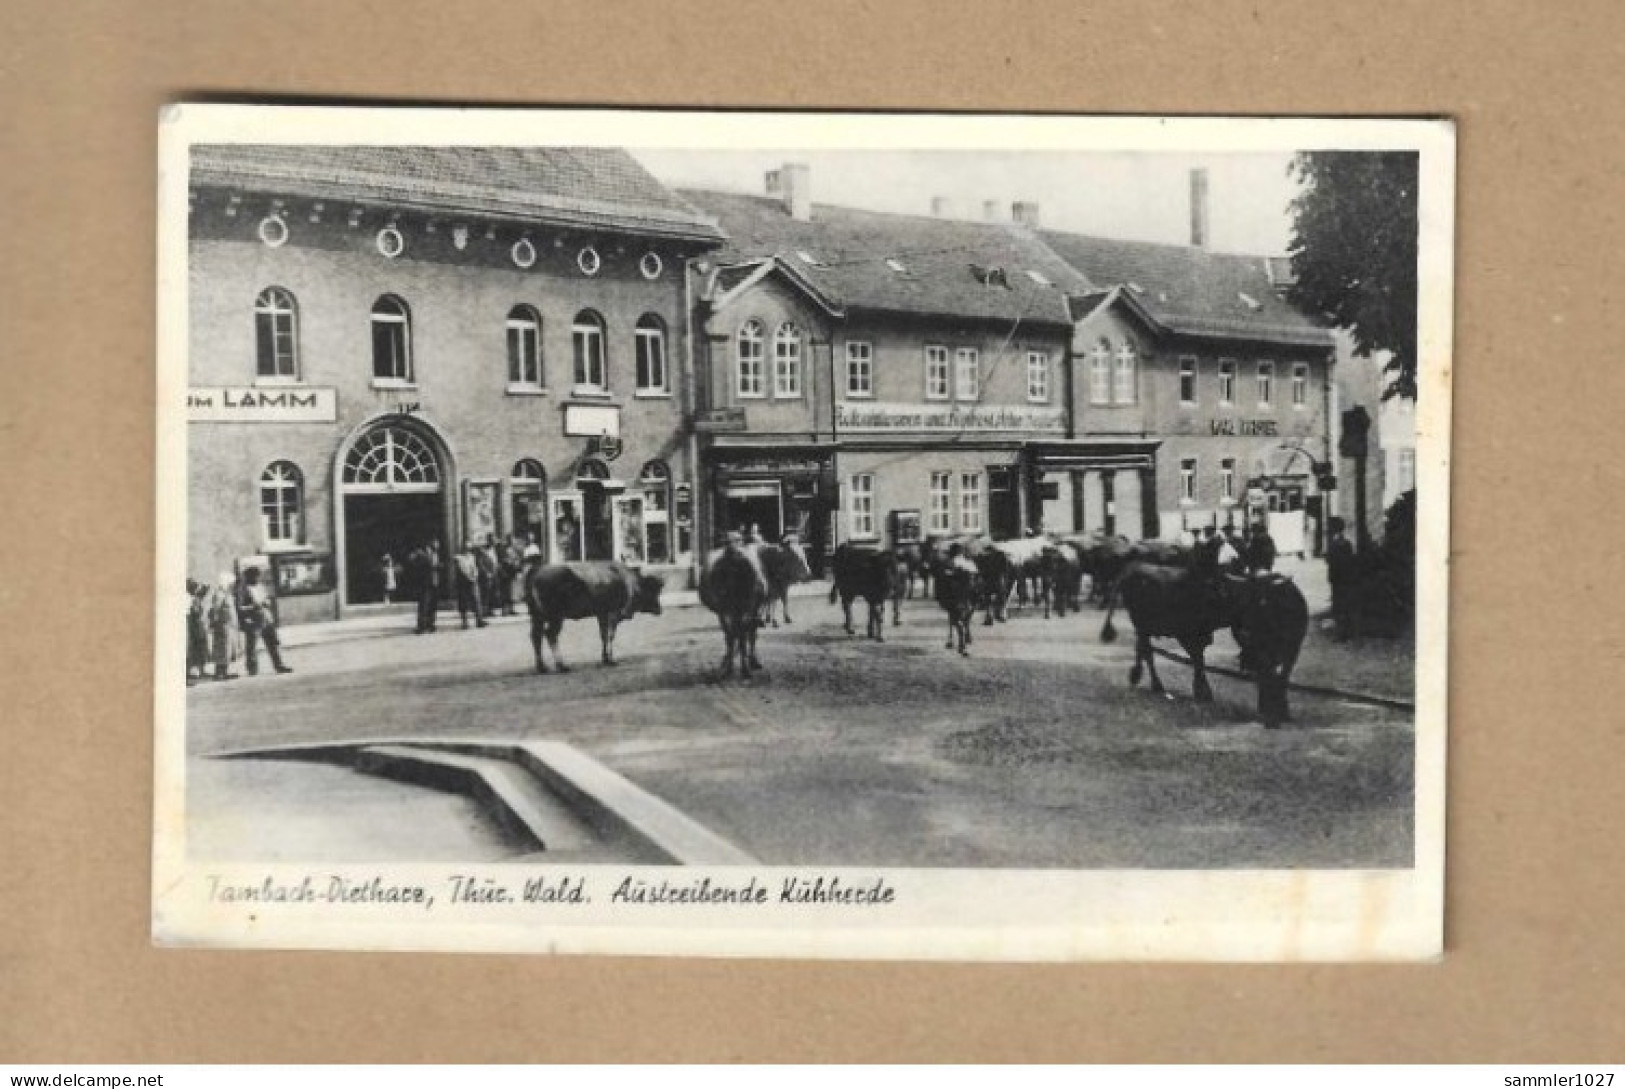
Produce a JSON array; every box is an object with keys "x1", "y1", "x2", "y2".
[{"x1": 1189, "y1": 168, "x2": 1210, "y2": 249}]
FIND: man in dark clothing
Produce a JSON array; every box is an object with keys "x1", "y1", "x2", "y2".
[
  {"x1": 237, "y1": 566, "x2": 292, "y2": 676},
  {"x1": 1245, "y1": 521, "x2": 1278, "y2": 574},
  {"x1": 408, "y1": 539, "x2": 441, "y2": 634},
  {"x1": 474, "y1": 535, "x2": 500, "y2": 618},
  {"x1": 1325, "y1": 517, "x2": 1359, "y2": 638},
  {"x1": 1195, "y1": 525, "x2": 1224, "y2": 577}
]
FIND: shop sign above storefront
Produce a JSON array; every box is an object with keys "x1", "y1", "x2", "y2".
[
  {"x1": 187, "y1": 386, "x2": 337, "y2": 423},
  {"x1": 836, "y1": 401, "x2": 1065, "y2": 434}
]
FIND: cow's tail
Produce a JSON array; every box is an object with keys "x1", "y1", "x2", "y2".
[
  {"x1": 1100, "y1": 577, "x2": 1120, "y2": 642},
  {"x1": 827, "y1": 582, "x2": 838, "y2": 605}
]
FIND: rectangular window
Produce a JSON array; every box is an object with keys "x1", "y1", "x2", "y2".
[
  {"x1": 635, "y1": 325, "x2": 668, "y2": 394},
  {"x1": 1179, "y1": 356, "x2": 1198, "y2": 405},
  {"x1": 955, "y1": 348, "x2": 980, "y2": 401},
  {"x1": 773, "y1": 330, "x2": 801, "y2": 398},
  {"x1": 1218, "y1": 359, "x2": 1236, "y2": 405},
  {"x1": 1113, "y1": 346, "x2": 1137, "y2": 404},
  {"x1": 850, "y1": 473, "x2": 876, "y2": 538},
  {"x1": 959, "y1": 472, "x2": 983, "y2": 533},
  {"x1": 1257, "y1": 361, "x2": 1275, "y2": 407},
  {"x1": 1180, "y1": 458, "x2": 1198, "y2": 503},
  {"x1": 928, "y1": 471, "x2": 952, "y2": 533},
  {"x1": 573, "y1": 324, "x2": 606, "y2": 389},
  {"x1": 1292, "y1": 362, "x2": 1309, "y2": 407},
  {"x1": 1027, "y1": 351, "x2": 1050, "y2": 402},
  {"x1": 1220, "y1": 458, "x2": 1236, "y2": 501},
  {"x1": 1089, "y1": 350, "x2": 1111, "y2": 405},
  {"x1": 372, "y1": 321, "x2": 411, "y2": 382},
  {"x1": 846, "y1": 341, "x2": 873, "y2": 398},
  {"x1": 925, "y1": 345, "x2": 950, "y2": 400},
  {"x1": 507, "y1": 321, "x2": 542, "y2": 387}
]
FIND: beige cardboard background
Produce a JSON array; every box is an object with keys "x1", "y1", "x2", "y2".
[{"x1": 2, "y1": 0, "x2": 1620, "y2": 1062}]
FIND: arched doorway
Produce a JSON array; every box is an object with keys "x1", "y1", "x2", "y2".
[{"x1": 338, "y1": 420, "x2": 448, "y2": 605}]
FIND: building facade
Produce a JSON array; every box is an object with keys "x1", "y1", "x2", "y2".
[
  {"x1": 186, "y1": 146, "x2": 723, "y2": 622},
  {"x1": 684, "y1": 175, "x2": 1090, "y2": 565}
]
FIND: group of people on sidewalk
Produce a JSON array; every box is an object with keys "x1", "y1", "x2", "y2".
[
  {"x1": 184, "y1": 566, "x2": 293, "y2": 684},
  {"x1": 400, "y1": 533, "x2": 539, "y2": 634}
]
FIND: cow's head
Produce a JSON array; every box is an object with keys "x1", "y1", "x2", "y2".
[{"x1": 633, "y1": 572, "x2": 665, "y2": 617}]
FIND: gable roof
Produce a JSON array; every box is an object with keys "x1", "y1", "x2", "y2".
[
  {"x1": 1039, "y1": 230, "x2": 1334, "y2": 348},
  {"x1": 191, "y1": 145, "x2": 724, "y2": 244},
  {"x1": 682, "y1": 189, "x2": 1093, "y2": 329}
]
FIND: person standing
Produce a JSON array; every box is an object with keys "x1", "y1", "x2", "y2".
[
  {"x1": 453, "y1": 540, "x2": 487, "y2": 630},
  {"x1": 206, "y1": 572, "x2": 240, "y2": 681},
  {"x1": 379, "y1": 552, "x2": 399, "y2": 605},
  {"x1": 408, "y1": 539, "x2": 441, "y2": 634},
  {"x1": 185, "y1": 579, "x2": 210, "y2": 684},
  {"x1": 1325, "y1": 517, "x2": 1359, "y2": 639},
  {"x1": 237, "y1": 566, "x2": 293, "y2": 676},
  {"x1": 1246, "y1": 520, "x2": 1278, "y2": 574},
  {"x1": 496, "y1": 535, "x2": 523, "y2": 616},
  {"x1": 474, "y1": 535, "x2": 499, "y2": 619}
]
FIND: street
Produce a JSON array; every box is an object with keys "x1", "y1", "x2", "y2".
[{"x1": 188, "y1": 565, "x2": 1415, "y2": 870}]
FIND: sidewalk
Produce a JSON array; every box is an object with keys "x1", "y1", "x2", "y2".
[{"x1": 278, "y1": 580, "x2": 833, "y2": 650}]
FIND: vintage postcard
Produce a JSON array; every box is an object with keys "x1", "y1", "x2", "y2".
[{"x1": 153, "y1": 106, "x2": 1451, "y2": 960}]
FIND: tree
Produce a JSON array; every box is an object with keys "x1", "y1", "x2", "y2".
[{"x1": 1286, "y1": 152, "x2": 1419, "y2": 401}]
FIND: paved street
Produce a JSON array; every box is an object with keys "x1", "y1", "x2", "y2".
[{"x1": 188, "y1": 565, "x2": 1415, "y2": 870}]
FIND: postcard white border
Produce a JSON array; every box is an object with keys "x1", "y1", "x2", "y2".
[{"x1": 154, "y1": 105, "x2": 1452, "y2": 961}]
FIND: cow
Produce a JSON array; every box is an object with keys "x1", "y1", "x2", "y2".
[
  {"x1": 758, "y1": 537, "x2": 813, "y2": 627},
  {"x1": 1101, "y1": 563, "x2": 1310, "y2": 728},
  {"x1": 699, "y1": 541, "x2": 770, "y2": 678},
  {"x1": 523, "y1": 562, "x2": 664, "y2": 674},
  {"x1": 829, "y1": 543, "x2": 898, "y2": 641},
  {"x1": 893, "y1": 542, "x2": 931, "y2": 599},
  {"x1": 1038, "y1": 541, "x2": 1084, "y2": 618},
  {"x1": 995, "y1": 536, "x2": 1052, "y2": 610},
  {"x1": 1224, "y1": 572, "x2": 1310, "y2": 728},
  {"x1": 933, "y1": 548, "x2": 981, "y2": 655},
  {"x1": 960, "y1": 536, "x2": 1015, "y2": 625}
]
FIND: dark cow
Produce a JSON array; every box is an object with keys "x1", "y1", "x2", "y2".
[
  {"x1": 1100, "y1": 561, "x2": 1230, "y2": 705},
  {"x1": 1101, "y1": 563, "x2": 1310, "y2": 728},
  {"x1": 961, "y1": 537, "x2": 1014, "y2": 625},
  {"x1": 524, "y1": 562, "x2": 664, "y2": 673},
  {"x1": 893, "y1": 541, "x2": 933, "y2": 600},
  {"x1": 1225, "y1": 573, "x2": 1310, "y2": 727},
  {"x1": 1038, "y1": 541, "x2": 1084, "y2": 618},
  {"x1": 933, "y1": 551, "x2": 980, "y2": 655},
  {"x1": 758, "y1": 538, "x2": 813, "y2": 627},
  {"x1": 699, "y1": 542, "x2": 770, "y2": 678},
  {"x1": 829, "y1": 543, "x2": 898, "y2": 641}
]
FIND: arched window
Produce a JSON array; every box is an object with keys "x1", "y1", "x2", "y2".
[
  {"x1": 259, "y1": 461, "x2": 304, "y2": 549},
  {"x1": 1089, "y1": 341, "x2": 1112, "y2": 405},
  {"x1": 506, "y1": 305, "x2": 543, "y2": 389},
  {"x1": 736, "y1": 320, "x2": 765, "y2": 398},
  {"x1": 572, "y1": 310, "x2": 607, "y2": 391},
  {"x1": 772, "y1": 322, "x2": 802, "y2": 398},
  {"x1": 1113, "y1": 342, "x2": 1137, "y2": 404},
  {"x1": 576, "y1": 457, "x2": 611, "y2": 482},
  {"x1": 342, "y1": 426, "x2": 441, "y2": 490},
  {"x1": 371, "y1": 295, "x2": 412, "y2": 383},
  {"x1": 254, "y1": 287, "x2": 299, "y2": 380},
  {"x1": 510, "y1": 459, "x2": 548, "y2": 551},
  {"x1": 640, "y1": 460, "x2": 672, "y2": 564},
  {"x1": 634, "y1": 314, "x2": 668, "y2": 394}
]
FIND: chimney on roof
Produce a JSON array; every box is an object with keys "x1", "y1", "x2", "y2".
[
  {"x1": 1189, "y1": 168, "x2": 1210, "y2": 249},
  {"x1": 765, "y1": 163, "x2": 812, "y2": 222},
  {"x1": 1012, "y1": 200, "x2": 1041, "y2": 228},
  {"x1": 931, "y1": 195, "x2": 954, "y2": 218},
  {"x1": 982, "y1": 199, "x2": 1003, "y2": 222}
]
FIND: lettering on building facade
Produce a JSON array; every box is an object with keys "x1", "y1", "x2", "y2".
[
  {"x1": 837, "y1": 402, "x2": 1066, "y2": 434},
  {"x1": 1210, "y1": 418, "x2": 1279, "y2": 437},
  {"x1": 187, "y1": 386, "x2": 338, "y2": 423}
]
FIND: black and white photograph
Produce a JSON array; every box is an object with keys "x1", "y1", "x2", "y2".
[{"x1": 154, "y1": 106, "x2": 1451, "y2": 959}]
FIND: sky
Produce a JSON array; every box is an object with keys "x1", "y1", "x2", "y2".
[{"x1": 630, "y1": 149, "x2": 1304, "y2": 256}]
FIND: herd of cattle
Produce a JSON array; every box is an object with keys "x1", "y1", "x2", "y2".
[{"x1": 520, "y1": 531, "x2": 1311, "y2": 728}]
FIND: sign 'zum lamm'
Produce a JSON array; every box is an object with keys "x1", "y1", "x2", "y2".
[
  {"x1": 836, "y1": 402, "x2": 1065, "y2": 434},
  {"x1": 187, "y1": 387, "x2": 337, "y2": 423}
]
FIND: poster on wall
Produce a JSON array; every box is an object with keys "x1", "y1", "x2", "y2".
[
  {"x1": 464, "y1": 480, "x2": 499, "y2": 545},
  {"x1": 155, "y1": 105, "x2": 1451, "y2": 964}
]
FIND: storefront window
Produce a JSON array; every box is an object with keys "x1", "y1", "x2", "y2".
[{"x1": 640, "y1": 460, "x2": 671, "y2": 564}]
